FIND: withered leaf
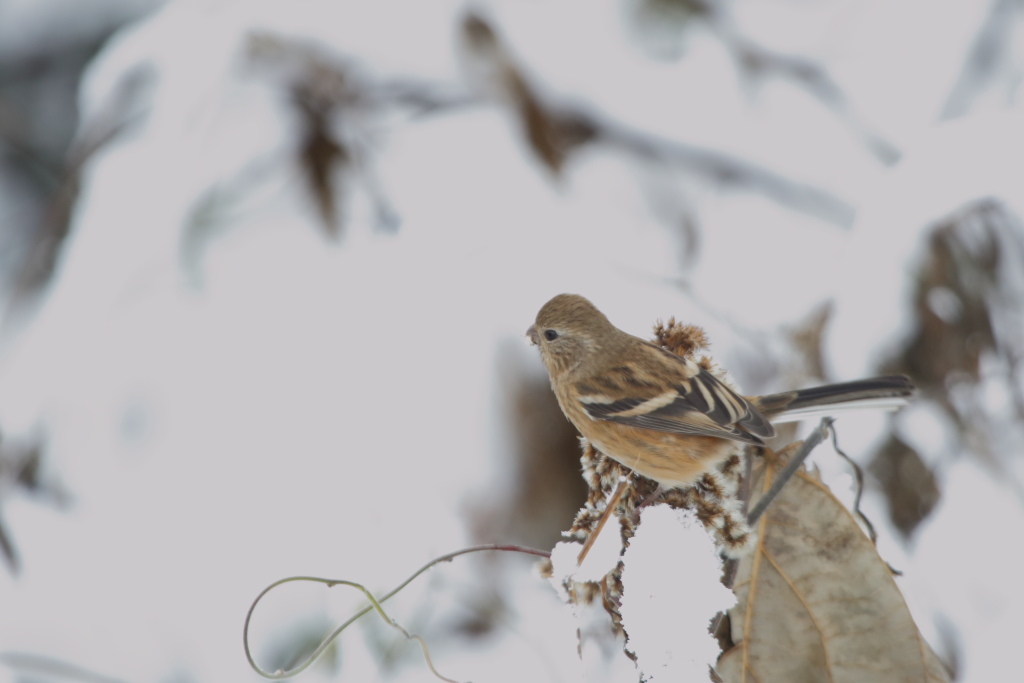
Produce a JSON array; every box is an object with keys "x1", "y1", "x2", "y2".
[
  {"x1": 869, "y1": 435, "x2": 940, "y2": 539},
  {"x1": 460, "y1": 12, "x2": 597, "y2": 175},
  {"x1": 717, "y1": 446, "x2": 949, "y2": 683},
  {"x1": 293, "y1": 72, "x2": 349, "y2": 239}
]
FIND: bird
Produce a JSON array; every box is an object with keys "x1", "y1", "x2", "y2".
[{"x1": 527, "y1": 293, "x2": 915, "y2": 489}]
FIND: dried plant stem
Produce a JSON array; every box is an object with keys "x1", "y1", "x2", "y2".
[
  {"x1": 830, "y1": 428, "x2": 903, "y2": 576},
  {"x1": 830, "y1": 427, "x2": 876, "y2": 544},
  {"x1": 577, "y1": 477, "x2": 629, "y2": 566},
  {"x1": 746, "y1": 418, "x2": 833, "y2": 525},
  {"x1": 243, "y1": 543, "x2": 549, "y2": 681}
]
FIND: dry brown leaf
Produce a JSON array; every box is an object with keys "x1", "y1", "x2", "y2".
[
  {"x1": 717, "y1": 445, "x2": 950, "y2": 683},
  {"x1": 292, "y1": 64, "x2": 350, "y2": 239},
  {"x1": 460, "y1": 12, "x2": 597, "y2": 175},
  {"x1": 869, "y1": 435, "x2": 940, "y2": 539}
]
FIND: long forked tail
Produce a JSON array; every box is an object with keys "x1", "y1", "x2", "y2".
[{"x1": 755, "y1": 375, "x2": 916, "y2": 424}]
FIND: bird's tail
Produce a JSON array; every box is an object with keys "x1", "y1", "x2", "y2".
[{"x1": 755, "y1": 375, "x2": 916, "y2": 424}]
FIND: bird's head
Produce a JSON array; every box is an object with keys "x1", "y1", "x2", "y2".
[{"x1": 527, "y1": 293, "x2": 617, "y2": 379}]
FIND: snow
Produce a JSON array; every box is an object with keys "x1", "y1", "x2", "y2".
[{"x1": 620, "y1": 506, "x2": 735, "y2": 681}]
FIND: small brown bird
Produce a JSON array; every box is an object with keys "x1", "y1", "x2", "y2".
[{"x1": 527, "y1": 294, "x2": 915, "y2": 489}]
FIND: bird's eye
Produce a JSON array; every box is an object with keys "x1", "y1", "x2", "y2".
[{"x1": 543, "y1": 329, "x2": 559, "y2": 341}]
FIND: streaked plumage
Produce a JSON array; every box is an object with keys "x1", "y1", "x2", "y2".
[{"x1": 527, "y1": 293, "x2": 915, "y2": 489}]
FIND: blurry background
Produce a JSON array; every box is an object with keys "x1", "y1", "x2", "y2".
[{"x1": 1, "y1": 0, "x2": 1023, "y2": 681}]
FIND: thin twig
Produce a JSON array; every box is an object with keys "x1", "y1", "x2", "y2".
[
  {"x1": 600, "y1": 121, "x2": 856, "y2": 227},
  {"x1": 577, "y1": 477, "x2": 629, "y2": 566},
  {"x1": 243, "y1": 543, "x2": 550, "y2": 680},
  {"x1": 747, "y1": 418, "x2": 833, "y2": 525},
  {"x1": 830, "y1": 428, "x2": 903, "y2": 576},
  {"x1": 829, "y1": 426, "x2": 876, "y2": 544}
]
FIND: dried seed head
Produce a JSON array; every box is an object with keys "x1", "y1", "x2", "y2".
[{"x1": 652, "y1": 318, "x2": 709, "y2": 358}]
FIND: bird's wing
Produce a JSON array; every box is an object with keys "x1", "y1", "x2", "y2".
[{"x1": 577, "y1": 346, "x2": 775, "y2": 445}]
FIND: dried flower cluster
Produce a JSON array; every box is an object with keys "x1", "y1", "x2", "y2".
[{"x1": 568, "y1": 440, "x2": 755, "y2": 553}]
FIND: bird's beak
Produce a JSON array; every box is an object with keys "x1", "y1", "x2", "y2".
[{"x1": 526, "y1": 324, "x2": 539, "y2": 346}]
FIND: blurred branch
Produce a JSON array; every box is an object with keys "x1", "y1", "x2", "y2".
[
  {"x1": 240, "y1": 23, "x2": 864, "y2": 231},
  {"x1": 0, "y1": 514, "x2": 18, "y2": 574},
  {"x1": 715, "y1": 32, "x2": 901, "y2": 164},
  {"x1": 460, "y1": 12, "x2": 857, "y2": 227},
  {"x1": 374, "y1": 79, "x2": 477, "y2": 118},
  {"x1": 5, "y1": 65, "x2": 154, "y2": 320},
  {"x1": 0, "y1": 97, "x2": 64, "y2": 192},
  {"x1": 0, "y1": 30, "x2": 128, "y2": 193},
  {"x1": 0, "y1": 431, "x2": 68, "y2": 574},
  {"x1": 733, "y1": 40, "x2": 901, "y2": 165},
  {"x1": 630, "y1": 0, "x2": 901, "y2": 164},
  {"x1": 941, "y1": 0, "x2": 1022, "y2": 119},
  {"x1": 8, "y1": 13, "x2": 880, "y2": 307},
  {"x1": 598, "y1": 118, "x2": 857, "y2": 226},
  {"x1": 0, "y1": 651, "x2": 130, "y2": 683}
]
